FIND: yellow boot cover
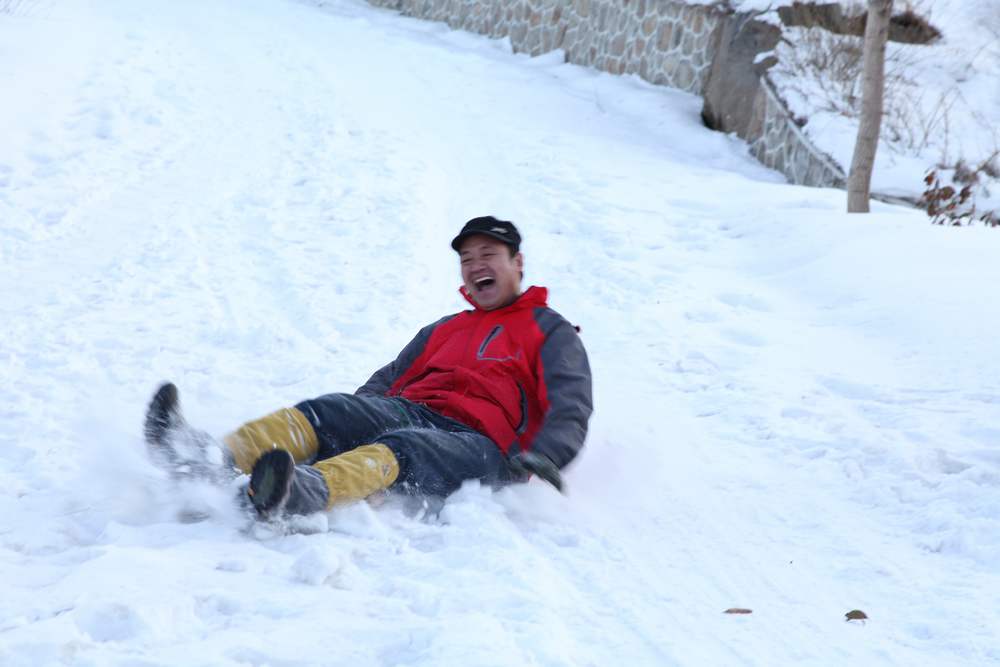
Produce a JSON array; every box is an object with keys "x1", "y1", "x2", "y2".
[
  {"x1": 223, "y1": 407, "x2": 319, "y2": 473},
  {"x1": 312, "y1": 443, "x2": 400, "y2": 508}
]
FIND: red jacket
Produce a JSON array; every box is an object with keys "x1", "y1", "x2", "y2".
[{"x1": 357, "y1": 286, "x2": 592, "y2": 468}]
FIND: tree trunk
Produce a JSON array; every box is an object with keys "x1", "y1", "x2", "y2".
[{"x1": 847, "y1": 0, "x2": 893, "y2": 213}]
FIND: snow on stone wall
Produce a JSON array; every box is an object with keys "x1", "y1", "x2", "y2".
[{"x1": 366, "y1": 0, "x2": 845, "y2": 188}]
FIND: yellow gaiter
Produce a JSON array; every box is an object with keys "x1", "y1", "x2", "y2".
[
  {"x1": 223, "y1": 407, "x2": 319, "y2": 474},
  {"x1": 312, "y1": 443, "x2": 400, "y2": 508}
]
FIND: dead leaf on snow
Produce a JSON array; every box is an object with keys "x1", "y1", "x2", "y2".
[
  {"x1": 845, "y1": 609, "x2": 869, "y2": 622},
  {"x1": 723, "y1": 608, "x2": 753, "y2": 614}
]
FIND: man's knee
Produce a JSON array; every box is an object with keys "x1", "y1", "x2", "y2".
[
  {"x1": 224, "y1": 393, "x2": 365, "y2": 474},
  {"x1": 223, "y1": 406, "x2": 319, "y2": 473}
]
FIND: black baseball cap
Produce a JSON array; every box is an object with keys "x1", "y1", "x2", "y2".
[{"x1": 451, "y1": 216, "x2": 521, "y2": 253}]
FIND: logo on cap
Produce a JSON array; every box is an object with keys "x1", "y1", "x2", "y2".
[{"x1": 491, "y1": 227, "x2": 508, "y2": 234}]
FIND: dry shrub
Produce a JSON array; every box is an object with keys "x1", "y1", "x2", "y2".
[
  {"x1": 775, "y1": 1, "x2": 999, "y2": 225},
  {"x1": 775, "y1": 25, "x2": 941, "y2": 153},
  {"x1": 774, "y1": 0, "x2": 957, "y2": 155},
  {"x1": 920, "y1": 155, "x2": 1000, "y2": 227}
]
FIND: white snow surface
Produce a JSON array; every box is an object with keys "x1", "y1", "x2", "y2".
[{"x1": 2, "y1": 0, "x2": 1000, "y2": 665}]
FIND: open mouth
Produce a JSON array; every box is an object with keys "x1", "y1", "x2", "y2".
[{"x1": 474, "y1": 277, "x2": 495, "y2": 290}]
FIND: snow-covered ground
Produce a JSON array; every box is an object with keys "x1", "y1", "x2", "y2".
[{"x1": 2, "y1": 0, "x2": 999, "y2": 664}]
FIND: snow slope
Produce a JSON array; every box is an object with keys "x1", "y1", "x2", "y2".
[{"x1": 1, "y1": 0, "x2": 999, "y2": 664}]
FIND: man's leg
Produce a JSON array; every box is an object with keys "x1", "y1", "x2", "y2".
[
  {"x1": 225, "y1": 393, "x2": 422, "y2": 474},
  {"x1": 248, "y1": 427, "x2": 507, "y2": 517}
]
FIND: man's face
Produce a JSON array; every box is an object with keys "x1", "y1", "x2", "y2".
[{"x1": 459, "y1": 235, "x2": 524, "y2": 310}]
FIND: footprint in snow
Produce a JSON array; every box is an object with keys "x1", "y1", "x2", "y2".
[
  {"x1": 717, "y1": 292, "x2": 771, "y2": 312},
  {"x1": 720, "y1": 327, "x2": 767, "y2": 348},
  {"x1": 74, "y1": 602, "x2": 148, "y2": 642},
  {"x1": 684, "y1": 309, "x2": 721, "y2": 323}
]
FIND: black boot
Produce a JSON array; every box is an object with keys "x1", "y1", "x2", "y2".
[
  {"x1": 144, "y1": 382, "x2": 181, "y2": 448},
  {"x1": 248, "y1": 450, "x2": 330, "y2": 519},
  {"x1": 144, "y1": 382, "x2": 232, "y2": 483}
]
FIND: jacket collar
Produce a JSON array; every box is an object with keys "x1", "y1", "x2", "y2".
[{"x1": 459, "y1": 285, "x2": 548, "y2": 312}]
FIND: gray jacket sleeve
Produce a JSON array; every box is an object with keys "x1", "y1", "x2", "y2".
[
  {"x1": 529, "y1": 310, "x2": 593, "y2": 469},
  {"x1": 356, "y1": 315, "x2": 455, "y2": 396}
]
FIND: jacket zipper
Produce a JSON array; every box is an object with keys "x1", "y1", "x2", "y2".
[
  {"x1": 477, "y1": 325, "x2": 503, "y2": 358},
  {"x1": 515, "y1": 382, "x2": 528, "y2": 435}
]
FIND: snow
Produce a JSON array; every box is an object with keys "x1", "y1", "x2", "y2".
[{"x1": 2, "y1": 0, "x2": 999, "y2": 665}]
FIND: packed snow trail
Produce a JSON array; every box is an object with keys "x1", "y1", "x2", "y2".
[{"x1": 2, "y1": 0, "x2": 999, "y2": 665}]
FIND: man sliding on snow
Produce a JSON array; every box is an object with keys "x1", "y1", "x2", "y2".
[{"x1": 145, "y1": 216, "x2": 593, "y2": 518}]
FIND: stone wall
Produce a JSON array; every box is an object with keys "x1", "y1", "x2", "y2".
[
  {"x1": 366, "y1": 0, "x2": 846, "y2": 188},
  {"x1": 749, "y1": 78, "x2": 845, "y2": 188}
]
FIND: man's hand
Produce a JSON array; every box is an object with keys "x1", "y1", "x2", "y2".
[{"x1": 508, "y1": 451, "x2": 563, "y2": 492}]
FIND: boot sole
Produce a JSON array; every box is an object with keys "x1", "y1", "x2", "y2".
[{"x1": 248, "y1": 450, "x2": 295, "y2": 518}]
